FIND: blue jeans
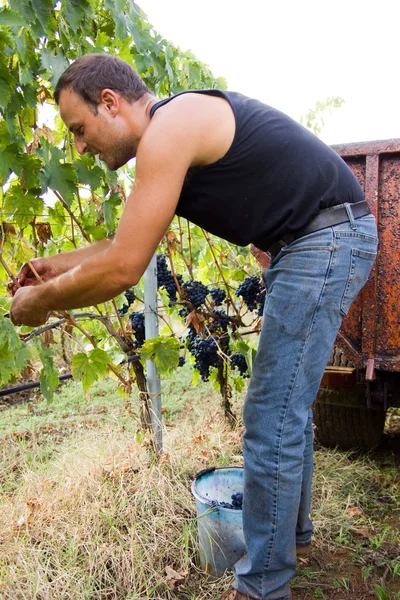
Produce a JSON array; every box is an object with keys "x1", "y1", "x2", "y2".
[{"x1": 234, "y1": 210, "x2": 378, "y2": 599}]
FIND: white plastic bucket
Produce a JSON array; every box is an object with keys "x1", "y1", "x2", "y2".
[{"x1": 191, "y1": 466, "x2": 246, "y2": 576}]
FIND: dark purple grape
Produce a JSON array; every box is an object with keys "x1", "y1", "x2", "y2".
[
  {"x1": 130, "y1": 312, "x2": 145, "y2": 348},
  {"x1": 230, "y1": 353, "x2": 249, "y2": 377},
  {"x1": 182, "y1": 280, "x2": 209, "y2": 308},
  {"x1": 210, "y1": 287, "x2": 226, "y2": 306},
  {"x1": 236, "y1": 276, "x2": 264, "y2": 312}
]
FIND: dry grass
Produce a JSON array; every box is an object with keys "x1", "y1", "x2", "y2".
[{"x1": 0, "y1": 371, "x2": 398, "y2": 599}]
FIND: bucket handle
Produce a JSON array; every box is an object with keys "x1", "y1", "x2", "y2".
[{"x1": 194, "y1": 466, "x2": 215, "y2": 480}]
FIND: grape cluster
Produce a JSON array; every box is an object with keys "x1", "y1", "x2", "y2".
[
  {"x1": 257, "y1": 289, "x2": 266, "y2": 316},
  {"x1": 236, "y1": 276, "x2": 265, "y2": 313},
  {"x1": 178, "y1": 356, "x2": 186, "y2": 367},
  {"x1": 182, "y1": 280, "x2": 209, "y2": 308},
  {"x1": 156, "y1": 255, "x2": 182, "y2": 304},
  {"x1": 130, "y1": 312, "x2": 145, "y2": 348},
  {"x1": 212, "y1": 493, "x2": 243, "y2": 510},
  {"x1": 230, "y1": 353, "x2": 249, "y2": 377},
  {"x1": 210, "y1": 287, "x2": 226, "y2": 306},
  {"x1": 178, "y1": 307, "x2": 189, "y2": 320},
  {"x1": 191, "y1": 336, "x2": 221, "y2": 381},
  {"x1": 209, "y1": 309, "x2": 231, "y2": 333},
  {"x1": 118, "y1": 288, "x2": 136, "y2": 316}
]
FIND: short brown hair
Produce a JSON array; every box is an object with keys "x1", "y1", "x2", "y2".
[{"x1": 54, "y1": 53, "x2": 151, "y2": 111}]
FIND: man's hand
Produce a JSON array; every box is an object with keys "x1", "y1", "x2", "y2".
[
  {"x1": 8, "y1": 238, "x2": 115, "y2": 296},
  {"x1": 8, "y1": 258, "x2": 61, "y2": 296},
  {"x1": 10, "y1": 286, "x2": 50, "y2": 327}
]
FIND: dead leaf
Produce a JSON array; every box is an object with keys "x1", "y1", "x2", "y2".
[
  {"x1": 165, "y1": 565, "x2": 187, "y2": 589},
  {"x1": 12, "y1": 430, "x2": 31, "y2": 440},
  {"x1": 186, "y1": 310, "x2": 205, "y2": 334},
  {"x1": 159, "y1": 452, "x2": 169, "y2": 465},
  {"x1": 35, "y1": 222, "x2": 53, "y2": 245},
  {"x1": 166, "y1": 230, "x2": 178, "y2": 254},
  {"x1": 250, "y1": 244, "x2": 271, "y2": 269},
  {"x1": 198, "y1": 450, "x2": 209, "y2": 463},
  {"x1": 0, "y1": 222, "x2": 16, "y2": 240},
  {"x1": 42, "y1": 328, "x2": 54, "y2": 347},
  {"x1": 26, "y1": 498, "x2": 40, "y2": 511},
  {"x1": 354, "y1": 527, "x2": 373, "y2": 538},
  {"x1": 347, "y1": 506, "x2": 363, "y2": 517},
  {"x1": 192, "y1": 433, "x2": 205, "y2": 444},
  {"x1": 32, "y1": 125, "x2": 56, "y2": 149}
]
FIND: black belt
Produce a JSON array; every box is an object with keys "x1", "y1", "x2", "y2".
[{"x1": 267, "y1": 201, "x2": 371, "y2": 258}]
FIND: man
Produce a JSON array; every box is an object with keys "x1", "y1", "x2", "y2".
[{"x1": 10, "y1": 54, "x2": 378, "y2": 599}]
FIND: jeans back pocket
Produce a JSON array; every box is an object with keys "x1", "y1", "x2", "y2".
[{"x1": 340, "y1": 248, "x2": 377, "y2": 316}]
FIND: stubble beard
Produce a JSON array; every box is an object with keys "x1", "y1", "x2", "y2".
[{"x1": 104, "y1": 139, "x2": 136, "y2": 171}]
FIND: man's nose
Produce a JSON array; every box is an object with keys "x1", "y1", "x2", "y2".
[{"x1": 75, "y1": 139, "x2": 88, "y2": 155}]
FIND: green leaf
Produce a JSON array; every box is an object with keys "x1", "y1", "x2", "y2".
[
  {"x1": 0, "y1": 78, "x2": 12, "y2": 109},
  {"x1": 0, "y1": 151, "x2": 10, "y2": 184},
  {"x1": 102, "y1": 192, "x2": 121, "y2": 235},
  {"x1": 14, "y1": 236, "x2": 36, "y2": 263},
  {"x1": 71, "y1": 348, "x2": 111, "y2": 391},
  {"x1": 9, "y1": 0, "x2": 35, "y2": 24},
  {"x1": 0, "y1": 315, "x2": 31, "y2": 385},
  {"x1": 0, "y1": 7, "x2": 26, "y2": 27},
  {"x1": 191, "y1": 367, "x2": 199, "y2": 387},
  {"x1": 75, "y1": 156, "x2": 104, "y2": 190},
  {"x1": 42, "y1": 161, "x2": 77, "y2": 206},
  {"x1": 61, "y1": 0, "x2": 92, "y2": 31},
  {"x1": 38, "y1": 344, "x2": 59, "y2": 401},
  {"x1": 0, "y1": 120, "x2": 10, "y2": 150},
  {"x1": 232, "y1": 374, "x2": 245, "y2": 393},
  {"x1": 31, "y1": 0, "x2": 54, "y2": 36},
  {"x1": 39, "y1": 48, "x2": 69, "y2": 87},
  {"x1": 4, "y1": 185, "x2": 44, "y2": 228},
  {"x1": 140, "y1": 336, "x2": 180, "y2": 374}
]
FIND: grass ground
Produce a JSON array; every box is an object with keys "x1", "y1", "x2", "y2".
[{"x1": 0, "y1": 367, "x2": 399, "y2": 600}]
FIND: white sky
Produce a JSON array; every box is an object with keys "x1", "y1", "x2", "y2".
[{"x1": 139, "y1": 0, "x2": 400, "y2": 145}]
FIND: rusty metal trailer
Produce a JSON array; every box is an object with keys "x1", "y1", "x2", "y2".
[{"x1": 313, "y1": 139, "x2": 400, "y2": 450}]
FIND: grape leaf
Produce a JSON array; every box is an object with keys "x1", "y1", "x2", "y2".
[
  {"x1": 75, "y1": 156, "x2": 104, "y2": 190},
  {"x1": 140, "y1": 336, "x2": 180, "y2": 374},
  {"x1": 0, "y1": 315, "x2": 31, "y2": 385},
  {"x1": 37, "y1": 343, "x2": 59, "y2": 401},
  {"x1": 0, "y1": 7, "x2": 26, "y2": 27},
  {"x1": 31, "y1": 0, "x2": 54, "y2": 36},
  {"x1": 0, "y1": 78, "x2": 12, "y2": 109},
  {"x1": 102, "y1": 192, "x2": 121, "y2": 235},
  {"x1": 42, "y1": 161, "x2": 77, "y2": 206},
  {"x1": 39, "y1": 48, "x2": 69, "y2": 87},
  {"x1": 4, "y1": 185, "x2": 44, "y2": 228},
  {"x1": 14, "y1": 236, "x2": 36, "y2": 263},
  {"x1": 71, "y1": 348, "x2": 111, "y2": 391},
  {"x1": 61, "y1": 0, "x2": 92, "y2": 31}
]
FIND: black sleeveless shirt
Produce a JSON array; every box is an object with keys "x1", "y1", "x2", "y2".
[{"x1": 149, "y1": 90, "x2": 364, "y2": 251}]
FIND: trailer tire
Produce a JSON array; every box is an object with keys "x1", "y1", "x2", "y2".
[{"x1": 313, "y1": 402, "x2": 386, "y2": 450}]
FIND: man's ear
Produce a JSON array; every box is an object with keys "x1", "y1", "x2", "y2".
[{"x1": 99, "y1": 88, "x2": 120, "y2": 116}]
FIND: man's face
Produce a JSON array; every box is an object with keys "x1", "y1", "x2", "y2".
[{"x1": 58, "y1": 88, "x2": 136, "y2": 170}]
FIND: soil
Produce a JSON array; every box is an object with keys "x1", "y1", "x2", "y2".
[{"x1": 292, "y1": 543, "x2": 400, "y2": 600}]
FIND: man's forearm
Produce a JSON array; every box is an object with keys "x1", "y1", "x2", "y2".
[
  {"x1": 34, "y1": 245, "x2": 136, "y2": 312},
  {"x1": 49, "y1": 236, "x2": 115, "y2": 272}
]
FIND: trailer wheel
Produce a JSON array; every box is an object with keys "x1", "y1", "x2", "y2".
[
  {"x1": 313, "y1": 346, "x2": 386, "y2": 451},
  {"x1": 313, "y1": 402, "x2": 386, "y2": 451}
]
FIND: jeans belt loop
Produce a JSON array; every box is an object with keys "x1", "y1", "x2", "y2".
[{"x1": 344, "y1": 202, "x2": 357, "y2": 230}]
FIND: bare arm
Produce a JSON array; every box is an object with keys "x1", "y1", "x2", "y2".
[
  {"x1": 9, "y1": 236, "x2": 114, "y2": 294},
  {"x1": 10, "y1": 92, "x2": 234, "y2": 326},
  {"x1": 11, "y1": 113, "x2": 196, "y2": 322}
]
